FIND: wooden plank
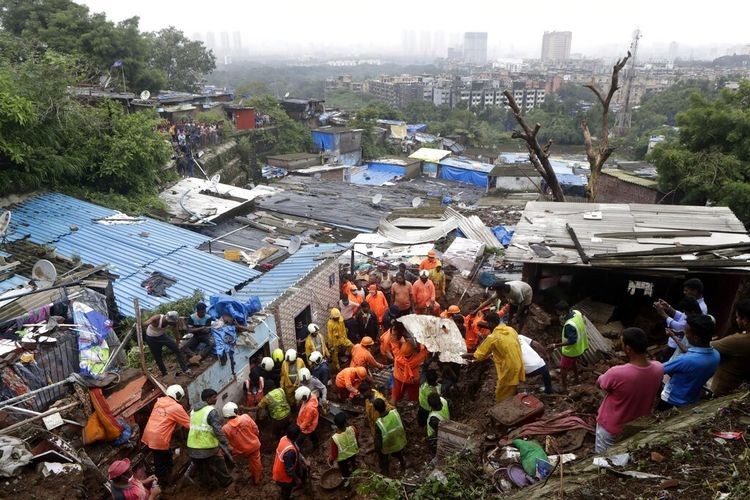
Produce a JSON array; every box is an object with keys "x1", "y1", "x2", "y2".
[{"x1": 595, "y1": 230, "x2": 712, "y2": 239}]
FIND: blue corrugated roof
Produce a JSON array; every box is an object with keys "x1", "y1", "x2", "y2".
[
  {"x1": 0, "y1": 250, "x2": 10, "y2": 258},
  {"x1": 6, "y1": 193, "x2": 260, "y2": 317},
  {"x1": 234, "y1": 244, "x2": 348, "y2": 307},
  {"x1": 0, "y1": 275, "x2": 30, "y2": 295}
]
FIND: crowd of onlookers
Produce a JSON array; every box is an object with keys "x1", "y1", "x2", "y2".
[{"x1": 158, "y1": 120, "x2": 226, "y2": 177}]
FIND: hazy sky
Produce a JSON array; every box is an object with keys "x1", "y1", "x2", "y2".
[{"x1": 77, "y1": 0, "x2": 750, "y2": 57}]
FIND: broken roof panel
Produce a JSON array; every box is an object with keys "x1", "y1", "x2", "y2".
[
  {"x1": 505, "y1": 201, "x2": 750, "y2": 270},
  {"x1": 4, "y1": 193, "x2": 260, "y2": 316},
  {"x1": 409, "y1": 148, "x2": 451, "y2": 163}
]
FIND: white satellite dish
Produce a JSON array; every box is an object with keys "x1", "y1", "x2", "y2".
[
  {"x1": 32, "y1": 259, "x2": 57, "y2": 288},
  {"x1": 140, "y1": 90, "x2": 151, "y2": 100},
  {"x1": 372, "y1": 194, "x2": 382, "y2": 206},
  {"x1": 0, "y1": 211, "x2": 10, "y2": 237},
  {"x1": 411, "y1": 197, "x2": 423, "y2": 208},
  {"x1": 288, "y1": 235, "x2": 302, "y2": 255},
  {"x1": 210, "y1": 173, "x2": 221, "y2": 184},
  {"x1": 284, "y1": 92, "x2": 290, "y2": 98}
]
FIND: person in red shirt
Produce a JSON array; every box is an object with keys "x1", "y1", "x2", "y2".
[
  {"x1": 141, "y1": 384, "x2": 190, "y2": 486},
  {"x1": 595, "y1": 327, "x2": 663, "y2": 453},
  {"x1": 412, "y1": 271, "x2": 436, "y2": 314},
  {"x1": 392, "y1": 342, "x2": 429, "y2": 403},
  {"x1": 221, "y1": 402, "x2": 262, "y2": 485},
  {"x1": 108, "y1": 458, "x2": 160, "y2": 500}
]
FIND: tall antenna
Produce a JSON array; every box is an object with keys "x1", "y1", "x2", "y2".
[{"x1": 615, "y1": 29, "x2": 641, "y2": 135}]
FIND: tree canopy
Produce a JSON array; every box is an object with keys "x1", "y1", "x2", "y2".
[{"x1": 651, "y1": 80, "x2": 750, "y2": 224}]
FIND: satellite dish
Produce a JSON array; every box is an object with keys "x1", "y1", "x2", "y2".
[
  {"x1": 372, "y1": 194, "x2": 382, "y2": 206},
  {"x1": 411, "y1": 197, "x2": 423, "y2": 208},
  {"x1": 210, "y1": 174, "x2": 221, "y2": 184},
  {"x1": 284, "y1": 92, "x2": 290, "y2": 98},
  {"x1": 32, "y1": 259, "x2": 57, "y2": 288},
  {"x1": 0, "y1": 211, "x2": 10, "y2": 237},
  {"x1": 99, "y1": 75, "x2": 112, "y2": 88},
  {"x1": 140, "y1": 90, "x2": 151, "y2": 100},
  {"x1": 288, "y1": 235, "x2": 302, "y2": 255}
]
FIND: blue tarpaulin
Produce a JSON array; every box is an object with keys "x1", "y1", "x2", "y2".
[
  {"x1": 208, "y1": 295, "x2": 261, "y2": 325},
  {"x1": 492, "y1": 226, "x2": 515, "y2": 246},
  {"x1": 311, "y1": 131, "x2": 335, "y2": 152},
  {"x1": 407, "y1": 124, "x2": 427, "y2": 134},
  {"x1": 440, "y1": 165, "x2": 488, "y2": 188}
]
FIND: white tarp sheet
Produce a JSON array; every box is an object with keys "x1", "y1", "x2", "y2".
[{"x1": 397, "y1": 314, "x2": 467, "y2": 364}]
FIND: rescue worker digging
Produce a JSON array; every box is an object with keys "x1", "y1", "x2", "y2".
[
  {"x1": 373, "y1": 398, "x2": 407, "y2": 476},
  {"x1": 295, "y1": 386, "x2": 320, "y2": 450},
  {"x1": 186, "y1": 389, "x2": 234, "y2": 489},
  {"x1": 273, "y1": 424, "x2": 308, "y2": 500},
  {"x1": 141, "y1": 384, "x2": 190, "y2": 486},
  {"x1": 329, "y1": 412, "x2": 360, "y2": 480},
  {"x1": 257, "y1": 379, "x2": 291, "y2": 438},
  {"x1": 221, "y1": 402, "x2": 262, "y2": 486}
]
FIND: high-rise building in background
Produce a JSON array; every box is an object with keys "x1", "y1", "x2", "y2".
[
  {"x1": 232, "y1": 32, "x2": 242, "y2": 53},
  {"x1": 541, "y1": 31, "x2": 572, "y2": 61},
  {"x1": 205, "y1": 32, "x2": 216, "y2": 51},
  {"x1": 464, "y1": 32, "x2": 488, "y2": 65},
  {"x1": 220, "y1": 32, "x2": 230, "y2": 53},
  {"x1": 402, "y1": 30, "x2": 417, "y2": 55}
]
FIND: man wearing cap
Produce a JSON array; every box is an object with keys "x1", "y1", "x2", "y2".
[
  {"x1": 350, "y1": 337, "x2": 386, "y2": 371},
  {"x1": 221, "y1": 402, "x2": 262, "y2": 486},
  {"x1": 304, "y1": 324, "x2": 330, "y2": 360},
  {"x1": 184, "y1": 302, "x2": 213, "y2": 362},
  {"x1": 187, "y1": 388, "x2": 233, "y2": 488},
  {"x1": 142, "y1": 311, "x2": 192, "y2": 377},
  {"x1": 441, "y1": 305, "x2": 461, "y2": 319},
  {"x1": 108, "y1": 458, "x2": 160, "y2": 500},
  {"x1": 327, "y1": 308, "x2": 353, "y2": 371},
  {"x1": 464, "y1": 312, "x2": 525, "y2": 402},
  {"x1": 142, "y1": 384, "x2": 190, "y2": 486},
  {"x1": 419, "y1": 250, "x2": 442, "y2": 271},
  {"x1": 335, "y1": 366, "x2": 370, "y2": 399},
  {"x1": 365, "y1": 284, "x2": 389, "y2": 325},
  {"x1": 412, "y1": 270, "x2": 436, "y2": 315}
]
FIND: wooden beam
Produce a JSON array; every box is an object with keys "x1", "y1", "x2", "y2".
[
  {"x1": 566, "y1": 224, "x2": 590, "y2": 264},
  {"x1": 593, "y1": 230, "x2": 712, "y2": 239}
]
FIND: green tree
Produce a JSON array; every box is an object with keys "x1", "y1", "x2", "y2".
[
  {"x1": 147, "y1": 27, "x2": 215, "y2": 92},
  {"x1": 245, "y1": 94, "x2": 312, "y2": 156},
  {"x1": 651, "y1": 80, "x2": 750, "y2": 224}
]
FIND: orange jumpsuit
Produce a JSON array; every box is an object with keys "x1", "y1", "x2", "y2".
[
  {"x1": 297, "y1": 393, "x2": 319, "y2": 436},
  {"x1": 350, "y1": 344, "x2": 381, "y2": 369},
  {"x1": 222, "y1": 414, "x2": 262, "y2": 485},
  {"x1": 335, "y1": 367, "x2": 365, "y2": 398},
  {"x1": 392, "y1": 344, "x2": 429, "y2": 402},
  {"x1": 365, "y1": 290, "x2": 389, "y2": 324}
]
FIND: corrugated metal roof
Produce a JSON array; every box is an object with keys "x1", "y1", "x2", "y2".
[
  {"x1": 234, "y1": 244, "x2": 348, "y2": 307},
  {"x1": 602, "y1": 169, "x2": 659, "y2": 189},
  {"x1": 6, "y1": 193, "x2": 260, "y2": 316},
  {"x1": 440, "y1": 157, "x2": 495, "y2": 174},
  {"x1": 0, "y1": 275, "x2": 30, "y2": 295}
]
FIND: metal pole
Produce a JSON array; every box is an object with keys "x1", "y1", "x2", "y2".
[
  {"x1": 134, "y1": 299, "x2": 148, "y2": 376},
  {"x1": 0, "y1": 281, "x2": 81, "y2": 301},
  {"x1": 0, "y1": 376, "x2": 74, "y2": 410},
  {"x1": 102, "y1": 326, "x2": 135, "y2": 372},
  {"x1": 3, "y1": 405, "x2": 82, "y2": 427},
  {"x1": 0, "y1": 402, "x2": 79, "y2": 435}
]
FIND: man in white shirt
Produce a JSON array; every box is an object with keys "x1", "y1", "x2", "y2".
[
  {"x1": 518, "y1": 334, "x2": 553, "y2": 394},
  {"x1": 493, "y1": 280, "x2": 533, "y2": 324}
]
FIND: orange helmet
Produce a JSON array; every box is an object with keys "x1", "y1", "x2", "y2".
[
  {"x1": 355, "y1": 366, "x2": 367, "y2": 378},
  {"x1": 447, "y1": 305, "x2": 461, "y2": 314},
  {"x1": 361, "y1": 336, "x2": 374, "y2": 347}
]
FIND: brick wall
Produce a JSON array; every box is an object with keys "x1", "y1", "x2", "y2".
[
  {"x1": 597, "y1": 174, "x2": 660, "y2": 204},
  {"x1": 272, "y1": 257, "x2": 340, "y2": 350}
]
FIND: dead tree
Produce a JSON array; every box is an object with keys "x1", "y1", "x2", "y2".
[
  {"x1": 581, "y1": 52, "x2": 631, "y2": 201},
  {"x1": 503, "y1": 90, "x2": 565, "y2": 202}
]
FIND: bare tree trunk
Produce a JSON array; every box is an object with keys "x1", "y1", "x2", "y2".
[
  {"x1": 581, "y1": 52, "x2": 631, "y2": 201},
  {"x1": 503, "y1": 90, "x2": 565, "y2": 202}
]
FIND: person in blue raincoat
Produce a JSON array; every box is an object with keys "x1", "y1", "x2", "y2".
[{"x1": 212, "y1": 313, "x2": 250, "y2": 376}]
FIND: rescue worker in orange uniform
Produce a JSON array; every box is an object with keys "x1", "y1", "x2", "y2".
[
  {"x1": 392, "y1": 342, "x2": 429, "y2": 403},
  {"x1": 272, "y1": 424, "x2": 308, "y2": 500},
  {"x1": 221, "y1": 402, "x2": 262, "y2": 486},
  {"x1": 141, "y1": 384, "x2": 190, "y2": 486},
  {"x1": 341, "y1": 274, "x2": 363, "y2": 305},
  {"x1": 380, "y1": 322, "x2": 406, "y2": 361},
  {"x1": 350, "y1": 336, "x2": 386, "y2": 371},
  {"x1": 419, "y1": 249, "x2": 442, "y2": 271},
  {"x1": 335, "y1": 366, "x2": 370, "y2": 400},
  {"x1": 365, "y1": 284, "x2": 389, "y2": 324},
  {"x1": 412, "y1": 270, "x2": 437, "y2": 315},
  {"x1": 294, "y1": 386, "x2": 319, "y2": 450},
  {"x1": 440, "y1": 305, "x2": 461, "y2": 319}
]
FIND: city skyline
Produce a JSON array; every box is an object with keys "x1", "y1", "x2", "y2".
[{"x1": 77, "y1": 0, "x2": 750, "y2": 60}]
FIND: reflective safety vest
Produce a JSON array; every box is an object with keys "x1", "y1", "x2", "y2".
[
  {"x1": 418, "y1": 382, "x2": 441, "y2": 411},
  {"x1": 267, "y1": 388, "x2": 291, "y2": 421},
  {"x1": 187, "y1": 405, "x2": 219, "y2": 449},
  {"x1": 332, "y1": 426, "x2": 359, "y2": 461},
  {"x1": 427, "y1": 397, "x2": 450, "y2": 438},
  {"x1": 561, "y1": 310, "x2": 589, "y2": 358},
  {"x1": 272, "y1": 436, "x2": 297, "y2": 484},
  {"x1": 376, "y1": 409, "x2": 407, "y2": 454}
]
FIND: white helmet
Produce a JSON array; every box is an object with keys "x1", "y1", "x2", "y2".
[
  {"x1": 222, "y1": 402, "x2": 239, "y2": 418},
  {"x1": 309, "y1": 351, "x2": 323, "y2": 365},
  {"x1": 285, "y1": 349, "x2": 297, "y2": 362},
  {"x1": 294, "y1": 385, "x2": 311, "y2": 402},
  {"x1": 165, "y1": 384, "x2": 184, "y2": 401},
  {"x1": 307, "y1": 323, "x2": 320, "y2": 334},
  {"x1": 260, "y1": 357, "x2": 274, "y2": 372},
  {"x1": 299, "y1": 367, "x2": 311, "y2": 382}
]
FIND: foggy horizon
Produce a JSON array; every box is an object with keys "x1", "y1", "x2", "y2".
[{"x1": 76, "y1": 0, "x2": 750, "y2": 61}]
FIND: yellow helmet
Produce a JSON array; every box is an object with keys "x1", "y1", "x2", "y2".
[{"x1": 272, "y1": 348, "x2": 284, "y2": 363}]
